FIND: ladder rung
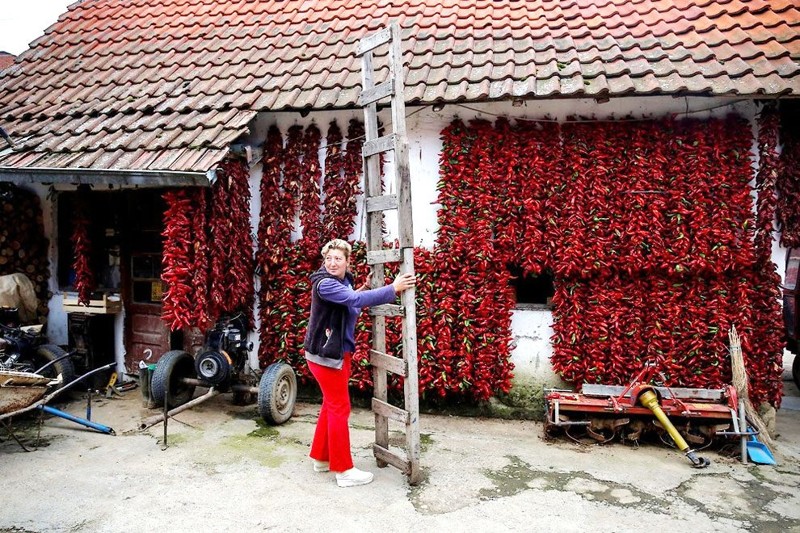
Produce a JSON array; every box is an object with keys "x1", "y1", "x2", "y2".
[
  {"x1": 365, "y1": 194, "x2": 398, "y2": 212},
  {"x1": 367, "y1": 249, "x2": 402, "y2": 265},
  {"x1": 359, "y1": 81, "x2": 395, "y2": 107},
  {"x1": 373, "y1": 398, "x2": 410, "y2": 423},
  {"x1": 362, "y1": 133, "x2": 395, "y2": 157},
  {"x1": 370, "y1": 349, "x2": 407, "y2": 375},
  {"x1": 357, "y1": 27, "x2": 392, "y2": 55},
  {"x1": 368, "y1": 304, "x2": 405, "y2": 317},
  {"x1": 373, "y1": 443, "x2": 411, "y2": 474}
]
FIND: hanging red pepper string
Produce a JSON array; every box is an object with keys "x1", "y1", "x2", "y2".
[
  {"x1": 161, "y1": 189, "x2": 194, "y2": 330},
  {"x1": 322, "y1": 121, "x2": 345, "y2": 240},
  {"x1": 71, "y1": 186, "x2": 95, "y2": 306},
  {"x1": 300, "y1": 124, "x2": 323, "y2": 250},
  {"x1": 257, "y1": 126, "x2": 286, "y2": 365},
  {"x1": 228, "y1": 159, "x2": 255, "y2": 323},
  {"x1": 191, "y1": 187, "x2": 212, "y2": 331},
  {"x1": 755, "y1": 104, "x2": 780, "y2": 266},
  {"x1": 258, "y1": 126, "x2": 306, "y2": 372},
  {"x1": 750, "y1": 103, "x2": 786, "y2": 407},
  {"x1": 208, "y1": 159, "x2": 254, "y2": 324},
  {"x1": 208, "y1": 168, "x2": 230, "y2": 320},
  {"x1": 341, "y1": 120, "x2": 364, "y2": 238}
]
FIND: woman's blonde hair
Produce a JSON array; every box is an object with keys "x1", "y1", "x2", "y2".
[{"x1": 321, "y1": 239, "x2": 351, "y2": 260}]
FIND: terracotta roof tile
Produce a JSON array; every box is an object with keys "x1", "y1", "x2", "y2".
[
  {"x1": 0, "y1": 0, "x2": 797, "y2": 174},
  {"x1": 0, "y1": 53, "x2": 16, "y2": 71}
]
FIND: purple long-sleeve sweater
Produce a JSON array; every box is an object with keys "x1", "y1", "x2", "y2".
[{"x1": 317, "y1": 277, "x2": 396, "y2": 352}]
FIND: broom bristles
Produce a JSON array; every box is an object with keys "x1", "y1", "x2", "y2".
[
  {"x1": 728, "y1": 325, "x2": 776, "y2": 453},
  {"x1": 728, "y1": 326, "x2": 749, "y2": 397}
]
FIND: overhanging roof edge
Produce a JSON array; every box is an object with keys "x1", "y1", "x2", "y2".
[{"x1": 0, "y1": 166, "x2": 211, "y2": 187}]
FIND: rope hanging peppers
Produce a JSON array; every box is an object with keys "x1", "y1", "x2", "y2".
[
  {"x1": 161, "y1": 189, "x2": 194, "y2": 330},
  {"x1": 71, "y1": 186, "x2": 95, "y2": 306}
]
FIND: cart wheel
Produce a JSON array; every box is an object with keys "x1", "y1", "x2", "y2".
[
  {"x1": 195, "y1": 350, "x2": 232, "y2": 388},
  {"x1": 151, "y1": 350, "x2": 196, "y2": 409},
  {"x1": 35, "y1": 344, "x2": 76, "y2": 388},
  {"x1": 793, "y1": 353, "x2": 800, "y2": 390},
  {"x1": 258, "y1": 362, "x2": 296, "y2": 425}
]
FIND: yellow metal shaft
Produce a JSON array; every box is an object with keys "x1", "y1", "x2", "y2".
[{"x1": 638, "y1": 389, "x2": 690, "y2": 453}]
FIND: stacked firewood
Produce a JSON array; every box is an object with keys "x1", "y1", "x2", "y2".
[{"x1": 0, "y1": 184, "x2": 50, "y2": 323}]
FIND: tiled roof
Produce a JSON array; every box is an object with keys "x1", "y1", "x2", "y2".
[
  {"x1": 0, "y1": 53, "x2": 14, "y2": 72},
  {"x1": 0, "y1": 0, "x2": 798, "y2": 174}
]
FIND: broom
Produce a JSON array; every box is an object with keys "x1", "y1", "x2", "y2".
[{"x1": 728, "y1": 325, "x2": 775, "y2": 452}]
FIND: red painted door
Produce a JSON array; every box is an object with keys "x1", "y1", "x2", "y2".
[{"x1": 121, "y1": 190, "x2": 172, "y2": 370}]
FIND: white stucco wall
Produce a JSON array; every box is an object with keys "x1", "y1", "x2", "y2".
[{"x1": 245, "y1": 95, "x2": 771, "y2": 386}]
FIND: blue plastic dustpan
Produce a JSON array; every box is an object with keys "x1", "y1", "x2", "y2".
[{"x1": 747, "y1": 430, "x2": 776, "y2": 465}]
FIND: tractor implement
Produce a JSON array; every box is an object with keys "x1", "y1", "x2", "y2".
[{"x1": 544, "y1": 363, "x2": 747, "y2": 467}]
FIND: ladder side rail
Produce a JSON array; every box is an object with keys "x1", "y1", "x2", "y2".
[
  {"x1": 389, "y1": 21, "x2": 421, "y2": 484},
  {"x1": 361, "y1": 48, "x2": 391, "y2": 461},
  {"x1": 389, "y1": 22, "x2": 413, "y2": 250}
]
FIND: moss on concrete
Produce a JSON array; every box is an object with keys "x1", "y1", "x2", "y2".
[{"x1": 488, "y1": 373, "x2": 570, "y2": 421}]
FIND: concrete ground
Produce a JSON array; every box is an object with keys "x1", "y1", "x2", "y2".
[{"x1": 1, "y1": 359, "x2": 799, "y2": 533}]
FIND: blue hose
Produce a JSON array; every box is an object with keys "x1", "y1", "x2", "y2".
[{"x1": 37, "y1": 405, "x2": 115, "y2": 435}]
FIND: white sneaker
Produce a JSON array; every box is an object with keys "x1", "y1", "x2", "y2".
[
  {"x1": 335, "y1": 467, "x2": 374, "y2": 487},
  {"x1": 312, "y1": 459, "x2": 330, "y2": 472}
]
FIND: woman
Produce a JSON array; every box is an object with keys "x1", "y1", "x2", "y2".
[{"x1": 304, "y1": 239, "x2": 415, "y2": 487}]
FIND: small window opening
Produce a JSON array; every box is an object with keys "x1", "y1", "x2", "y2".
[{"x1": 508, "y1": 265, "x2": 554, "y2": 309}]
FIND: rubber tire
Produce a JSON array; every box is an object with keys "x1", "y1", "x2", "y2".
[
  {"x1": 195, "y1": 350, "x2": 231, "y2": 387},
  {"x1": 258, "y1": 362, "x2": 297, "y2": 425},
  {"x1": 151, "y1": 350, "x2": 196, "y2": 409},
  {"x1": 793, "y1": 353, "x2": 800, "y2": 390},
  {"x1": 34, "y1": 344, "x2": 76, "y2": 387}
]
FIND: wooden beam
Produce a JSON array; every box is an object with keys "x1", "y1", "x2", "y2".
[
  {"x1": 359, "y1": 80, "x2": 394, "y2": 107},
  {"x1": 367, "y1": 249, "x2": 402, "y2": 265},
  {"x1": 365, "y1": 194, "x2": 398, "y2": 212},
  {"x1": 372, "y1": 398, "x2": 409, "y2": 424},
  {"x1": 370, "y1": 349, "x2": 407, "y2": 375},
  {"x1": 362, "y1": 134, "x2": 395, "y2": 158},
  {"x1": 373, "y1": 443, "x2": 411, "y2": 474},
  {"x1": 357, "y1": 27, "x2": 392, "y2": 55},
  {"x1": 368, "y1": 304, "x2": 405, "y2": 317}
]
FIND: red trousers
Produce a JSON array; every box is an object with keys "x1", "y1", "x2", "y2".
[{"x1": 308, "y1": 353, "x2": 353, "y2": 472}]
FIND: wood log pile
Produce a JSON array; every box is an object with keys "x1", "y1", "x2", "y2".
[{"x1": 0, "y1": 184, "x2": 50, "y2": 323}]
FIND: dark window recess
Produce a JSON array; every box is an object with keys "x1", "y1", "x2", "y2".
[
  {"x1": 57, "y1": 191, "x2": 123, "y2": 291},
  {"x1": 508, "y1": 265, "x2": 554, "y2": 307},
  {"x1": 127, "y1": 190, "x2": 166, "y2": 304}
]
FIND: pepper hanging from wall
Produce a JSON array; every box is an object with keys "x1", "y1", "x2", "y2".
[
  {"x1": 161, "y1": 188, "x2": 194, "y2": 331},
  {"x1": 71, "y1": 185, "x2": 95, "y2": 306},
  {"x1": 208, "y1": 159, "x2": 254, "y2": 325}
]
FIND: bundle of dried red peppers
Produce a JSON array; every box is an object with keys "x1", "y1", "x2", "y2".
[
  {"x1": 160, "y1": 159, "x2": 253, "y2": 331},
  {"x1": 160, "y1": 113, "x2": 784, "y2": 406}
]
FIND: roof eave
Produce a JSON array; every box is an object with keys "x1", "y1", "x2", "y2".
[{"x1": 0, "y1": 166, "x2": 211, "y2": 187}]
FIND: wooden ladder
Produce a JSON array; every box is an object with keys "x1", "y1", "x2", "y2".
[{"x1": 357, "y1": 22, "x2": 421, "y2": 485}]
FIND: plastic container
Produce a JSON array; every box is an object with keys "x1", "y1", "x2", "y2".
[{"x1": 140, "y1": 364, "x2": 157, "y2": 409}]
